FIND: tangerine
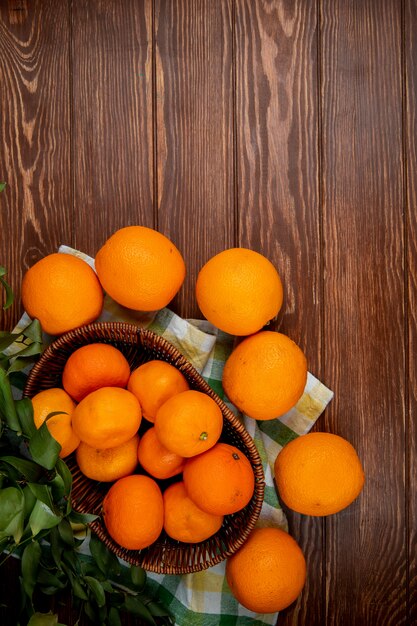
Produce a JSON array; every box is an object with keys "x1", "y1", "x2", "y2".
[
  {"x1": 183, "y1": 443, "x2": 255, "y2": 515},
  {"x1": 163, "y1": 481, "x2": 223, "y2": 543},
  {"x1": 21, "y1": 253, "x2": 103, "y2": 335},
  {"x1": 274, "y1": 432, "x2": 365, "y2": 516},
  {"x1": 31, "y1": 388, "x2": 79, "y2": 458},
  {"x1": 196, "y1": 248, "x2": 283, "y2": 335},
  {"x1": 63, "y1": 343, "x2": 130, "y2": 402},
  {"x1": 137, "y1": 427, "x2": 185, "y2": 480},
  {"x1": 76, "y1": 434, "x2": 139, "y2": 482},
  {"x1": 72, "y1": 387, "x2": 141, "y2": 449},
  {"x1": 154, "y1": 390, "x2": 223, "y2": 458},
  {"x1": 103, "y1": 474, "x2": 164, "y2": 550},
  {"x1": 222, "y1": 331, "x2": 307, "y2": 420},
  {"x1": 95, "y1": 226, "x2": 186, "y2": 311},
  {"x1": 226, "y1": 527, "x2": 306, "y2": 613},
  {"x1": 128, "y1": 360, "x2": 189, "y2": 423}
]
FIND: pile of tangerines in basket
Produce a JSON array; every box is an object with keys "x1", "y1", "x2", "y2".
[{"x1": 22, "y1": 226, "x2": 365, "y2": 614}]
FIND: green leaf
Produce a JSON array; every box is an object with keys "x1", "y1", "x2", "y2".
[
  {"x1": 10, "y1": 341, "x2": 43, "y2": 360},
  {"x1": 85, "y1": 575, "x2": 106, "y2": 607},
  {"x1": 84, "y1": 601, "x2": 97, "y2": 622},
  {"x1": 0, "y1": 455, "x2": 42, "y2": 482},
  {"x1": 28, "y1": 500, "x2": 62, "y2": 536},
  {"x1": 146, "y1": 601, "x2": 173, "y2": 618},
  {"x1": 55, "y1": 458, "x2": 72, "y2": 501},
  {"x1": 27, "y1": 612, "x2": 60, "y2": 626},
  {"x1": 37, "y1": 568, "x2": 67, "y2": 590},
  {"x1": 0, "y1": 486, "x2": 25, "y2": 542},
  {"x1": 29, "y1": 420, "x2": 61, "y2": 470},
  {"x1": 0, "y1": 366, "x2": 21, "y2": 431},
  {"x1": 57, "y1": 518, "x2": 74, "y2": 547},
  {"x1": 50, "y1": 472, "x2": 65, "y2": 502},
  {"x1": 108, "y1": 607, "x2": 122, "y2": 626},
  {"x1": 50, "y1": 526, "x2": 64, "y2": 569},
  {"x1": 7, "y1": 341, "x2": 43, "y2": 373},
  {"x1": 123, "y1": 595, "x2": 156, "y2": 624},
  {"x1": 23, "y1": 485, "x2": 37, "y2": 520},
  {"x1": 22, "y1": 319, "x2": 43, "y2": 344},
  {"x1": 0, "y1": 276, "x2": 14, "y2": 310},
  {"x1": 21, "y1": 540, "x2": 42, "y2": 601},
  {"x1": 28, "y1": 483, "x2": 54, "y2": 508},
  {"x1": 71, "y1": 577, "x2": 89, "y2": 601},
  {"x1": 9, "y1": 370, "x2": 29, "y2": 391},
  {"x1": 15, "y1": 398, "x2": 37, "y2": 438},
  {"x1": 0, "y1": 182, "x2": 6, "y2": 192},
  {"x1": 0, "y1": 332, "x2": 23, "y2": 352},
  {"x1": 68, "y1": 510, "x2": 98, "y2": 525},
  {"x1": 130, "y1": 565, "x2": 146, "y2": 590},
  {"x1": 89, "y1": 533, "x2": 121, "y2": 577}
]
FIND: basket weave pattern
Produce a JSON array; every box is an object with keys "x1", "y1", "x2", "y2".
[{"x1": 24, "y1": 322, "x2": 265, "y2": 574}]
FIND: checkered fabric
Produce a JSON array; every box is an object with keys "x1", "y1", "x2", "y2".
[{"x1": 17, "y1": 246, "x2": 333, "y2": 626}]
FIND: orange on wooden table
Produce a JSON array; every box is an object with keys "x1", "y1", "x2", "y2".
[
  {"x1": 154, "y1": 390, "x2": 223, "y2": 458},
  {"x1": 274, "y1": 432, "x2": 365, "y2": 516},
  {"x1": 21, "y1": 253, "x2": 103, "y2": 335},
  {"x1": 163, "y1": 481, "x2": 223, "y2": 543},
  {"x1": 183, "y1": 443, "x2": 255, "y2": 515},
  {"x1": 196, "y1": 247, "x2": 283, "y2": 335},
  {"x1": 95, "y1": 226, "x2": 186, "y2": 311},
  {"x1": 72, "y1": 387, "x2": 141, "y2": 449},
  {"x1": 62, "y1": 343, "x2": 130, "y2": 402},
  {"x1": 31, "y1": 387, "x2": 79, "y2": 458},
  {"x1": 76, "y1": 434, "x2": 139, "y2": 482},
  {"x1": 222, "y1": 330, "x2": 307, "y2": 420},
  {"x1": 137, "y1": 427, "x2": 184, "y2": 480},
  {"x1": 226, "y1": 527, "x2": 306, "y2": 613},
  {"x1": 128, "y1": 360, "x2": 189, "y2": 423},
  {"x1": 103, "y1": 474, "x2": 164, "y2": 550}
]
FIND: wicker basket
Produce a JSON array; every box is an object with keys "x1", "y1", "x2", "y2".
[{"x1": 23, "y1": 322, "x2": 265, "y2": 574}]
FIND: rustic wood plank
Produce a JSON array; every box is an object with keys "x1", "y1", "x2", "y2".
[
  {"x1": 0, "y1": 0, "x2": 72, "y2": 329},
  {"x1": 154, "y1": 0, "x2": 234, "y2": 319},
  {"x1": 72, "y1": 0, "x2": 154, "y2": 258},
  {"x1": 405, "y1": 0, "x2": 417, "y2": 623},
  {"x1": 234, "y1": 1, "x2": 322, "y2": 624},
  {"x1": 321, "y1": 1, "x2": 406, "y2": 624}
]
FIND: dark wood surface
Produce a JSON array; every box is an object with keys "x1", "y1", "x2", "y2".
[{"x1": 0, "y1": 1, "x2": 415, "y2": 625}]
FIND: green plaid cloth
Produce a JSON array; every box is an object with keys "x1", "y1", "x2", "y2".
[{"x1": 16, "y1": 246, "x2": 333, "y2": 626}]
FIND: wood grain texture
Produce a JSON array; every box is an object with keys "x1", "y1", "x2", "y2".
[
  {"x1": 405, "y1": 0, "x2": 417, "y2": 623},
  {"x1": 0, "y1": 0, "x2": 71, "y2": 328},
  {"x1": 154, "y1": 0, "x2": 234, "y2": 319},
  {"x1": 72, "y1": 0, "x2": 154, "y2": 257},
  {"x1": 234, "y1": 2, "x2": 323, "y2": 624},
  {"x1": 321, "y1": 1, "x2": 406, "y2": 624}
]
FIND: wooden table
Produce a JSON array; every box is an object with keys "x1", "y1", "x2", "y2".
[{"x1": 0, "y1": 1, "x2": 415, "y2": 625}]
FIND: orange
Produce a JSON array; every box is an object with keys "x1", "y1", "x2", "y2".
[
  {"x1": 274, "y1": 432, "x2": 365, "y2": 516},
  {"x1": 31, "y1": 388, "x2": 79, "y2": 458},
  {"x1": 196, "y1": 248, "x2": 283, "y2": 335},
  {"x1": 226, "y1": 527, "x2": 306, "y2": 613},
  {"x1": 163, "y1": 481, "x2": 223, "y2": 543},
  {"x1": 62, "y1": 343, "x2": 131, "y2": 402},
  {"x1": 137, "y1": 427, "x2": 185, "y2": 480},
  {"x1": 154, "y1": 390, "x2": 223, "y2": 458},
  {"x1": 128, "y1": 360, "x2": 189, "y2": 423},
  {"x1": 183, "y1": 443, "x2": 255, "y2": 515},
  {"x1": 76, "y1": 434, "x2": 139, "y2": 482},
  {"x1": 21, "y1": 253, "x2": 103, "y2": 335},
  {"x1": 72, "y1": 387, "x2": 141, "y2": 449},
  {"x1": 103, "y1": 474, "x2": 163, "y2": 550},
  {"x1": 222, "y1": 331, "x2": 307, "y2": 420},
  {"x1": 95, "y1": 226, "x2": 186, "y2": 311}
]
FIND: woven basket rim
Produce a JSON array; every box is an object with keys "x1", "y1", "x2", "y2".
[{"x1": 23, "y1": 321, "x2": 265, "y2": 573}]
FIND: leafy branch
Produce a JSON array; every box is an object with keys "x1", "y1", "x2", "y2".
[{"x1": 0, "y1": 269, "x2": 173, "y2": 626}]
